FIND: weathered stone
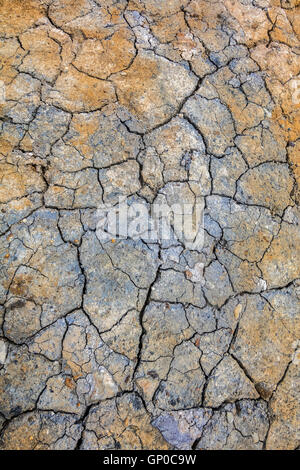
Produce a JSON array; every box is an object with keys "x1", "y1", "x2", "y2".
[
  {"x1": 140, "y1": 116, "x2": 208, "y2": 192},
  {"x1": 74, "y1": 28, "x2": 136, "y2": 79},
  {"x1": 45, "y1": 167, "x2": 103, "y2": 209},
  {"x1": 1, "y1": 209, "x2": 84, "y2": 327},
  {"x1": 64, "y1": 109, "x2": 142, "y2": 169},
  {"x1": 103, "y1": 239, "x2": 159, "y2": 289},
  {"x1": 9, "y1": 243, "x2": 84, "y2": 326},
  {"x1": 48, "y1": 0, "x2": 126, "y2": 40},
  {"x1": 288, "y1": 141, "x2": 300, "y2": 201},
  {"x1": 199, "y1": 329, "x2": 232, "y2": 375},
  {"x1": 196, "y1": 400, "x2": 269, "y2": 450},
  {"x1": 81, "y1": 393, "x2": 170, "y2": 450},
  {"x1": 20, "y1": 105, "x2": 70, "y2": 157},
  {"x1": 0, "y1": 0, "x2": 299, "y2": 450},
  {"x1": 152, "y1": 408, "x2": 212, "y2": 450},
  {"x1": 204, "y1": 355, "x2": 259, "y2": 407},
  {"x1": 224, "y1": 0, "x2": 271, "y2": 46},
  {"x1": 267, "y1": 362, "x2": 300, "y2": 450},
  {"x1": 231, "y1": 295, "x2": 296, "y2": 397},
  {"x1": 217, "y1": 295, "x2": 247, "y2": 331},
  {"x1": 98, "y1": 160, "x2": 141, "y2": 204},
  {"x1": 211, "y1": 148, "x2": 247, "y2": 197},
  {"x1": 185, "y1": 305, "x2": 216, "y2": 335},
  {"x1": 3, "y1": 298, "x2": 42, "y2": 343},
  {"x1": 262, "y1": 284, "x2": 300, "y2": 339},
  {"x1": 0, "y1": 345, "x2": 59, "y2": 419},
  {"x1": 0, "y1": 411, "x2": 83, "y2": 450},
  {"x1": 0, "y1": 163, "x2": 46, "y2": 204},
  {"x1": 154, "y1": 341, "x2": 205, "y2": 410},
  {"x1": 259, "y1": 207, "x2": 300, "y2": 288},
  {"x1": 235, "y1": 123, "x2": 287, "y2": 167},
  {"x1": 216, "y1": 246, "x2": 265, "y2": 294},
  {"x1": 80, "y1": 232, "x2": 141, "y2": 331},
  {"x1": 19, "y1": 27, "x2": 61, "y2": 83},
  {"x1": 42, "y1": 66, "x2": 116, "y2": 112},
  {"x1": 101, "y1": 309, "x2": 141, "y2": 361},
  {"x1": 1, "y1": 72, "x2": 41, "y2": 123},
  {"x1": 141, "y1": 302, "x2": 193, "y2": 362},
  {"x1": 0, "y1": 0, "x2": 46, "y2": 38},
  {"x1": 113, "y1": 50, "x2": 198, "y2": 132},
  {"x1": 151, "y1": 269, "x2": 206, "y2": 307},
  {"x1": 183, "y1": 95, "x2": 235, "y2": 156},
  {"x1": 28, "y1": 318, "x2": 67, "y2": 361},
  {"x1": 203, "y1": 260, "x2": 234, "y2": 307},
  {"x1": 206, "y1": 196, "x2": 280, "y2": 262},
  {"x1": 236, "y1": 163, "x2": 294, "y2": 215},
  {"x1": 58, "y1": 210, "x2": 83, "y2": 244}
]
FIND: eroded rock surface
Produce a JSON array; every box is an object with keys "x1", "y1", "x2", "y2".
[{"x1": 0, "y1": 0, "x2": 299, "y2": 450}]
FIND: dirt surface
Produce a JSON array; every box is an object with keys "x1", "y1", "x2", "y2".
[{"x1": 0, "y1": 0, "x2": 299, "y2": 450}]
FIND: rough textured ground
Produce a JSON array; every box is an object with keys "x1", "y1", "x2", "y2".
[{"x1": 0, "y1": 0, "x2": 299, "y2": 450}]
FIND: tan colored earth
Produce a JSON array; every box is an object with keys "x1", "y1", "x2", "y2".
[{"x1": 0, "y1": 0, "x2": 299, "y2": 450}]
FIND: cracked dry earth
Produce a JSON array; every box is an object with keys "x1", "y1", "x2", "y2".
[{"x1": 0, "y1": 0, "x2": 299, "y2": 452}]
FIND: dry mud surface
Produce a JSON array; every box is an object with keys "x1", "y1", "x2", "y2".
[{"x1": 0, "y1": 0, "x2": 299, "y2": 450}]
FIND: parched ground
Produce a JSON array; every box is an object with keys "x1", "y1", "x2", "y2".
[{"x1": 0, "y1": 0, "x2": 299, "y2": 450}]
